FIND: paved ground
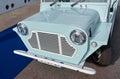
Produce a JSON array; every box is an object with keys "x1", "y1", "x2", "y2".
[{"x1": 0, "y1": 2, "x2": 120, "y2": 79}]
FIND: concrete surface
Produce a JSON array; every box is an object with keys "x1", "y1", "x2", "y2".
[
  {"x1": 15, "y1": 3, "x2": 120, "y2": 79},
  {"x1": 0, "y1": 2, "x2": 119, "y2": 79}
]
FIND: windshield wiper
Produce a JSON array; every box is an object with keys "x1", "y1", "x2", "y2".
[
  {"x1": 71, "y1": 0, "x2": 86, "y2": 7},
  {"x1": 50, "y1": 0, "x2": 64, "y2": 6},
  {"x1": 50, "y1": 0, "x2": 58, "y2": 6}
]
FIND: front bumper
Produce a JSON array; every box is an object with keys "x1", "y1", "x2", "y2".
[{"x1": 14, "y1": 50, "x2": 96, "y2": 75}]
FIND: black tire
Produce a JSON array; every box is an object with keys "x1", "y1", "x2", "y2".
[{"x1": 92, "y1": 46, "x2": 112, "y2": 66}]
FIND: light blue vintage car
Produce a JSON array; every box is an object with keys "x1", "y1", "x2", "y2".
[{"x1": 13, "y1": 0, "x2": 119, "y2": 74}]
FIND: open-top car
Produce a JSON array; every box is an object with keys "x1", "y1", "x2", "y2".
[{"x1": 13, "y1": 0, "x2": 119, "y2": 74}]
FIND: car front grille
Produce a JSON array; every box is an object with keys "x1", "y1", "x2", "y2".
[{"x1": 28, "y1": 31, "x2": 75, "y2": 57}]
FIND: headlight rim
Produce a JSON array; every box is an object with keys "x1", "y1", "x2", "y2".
[
  {"x1": 17, "y1": 23, "x2": 28, "y2": 36},
  {"x1": 70, "y1": 29, "x2": 86, "y2": 45}
]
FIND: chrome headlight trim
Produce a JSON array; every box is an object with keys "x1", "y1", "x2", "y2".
[
  {"x1": 70, "y1": 29, "x2": 86, "y2": 45},
  {"x1": 17, "y1": 23, "x2": 28, "y2": 35}
]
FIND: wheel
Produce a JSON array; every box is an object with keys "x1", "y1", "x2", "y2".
[{"x1": 92, "y1": 46, "x2": 112, "y2": 66}]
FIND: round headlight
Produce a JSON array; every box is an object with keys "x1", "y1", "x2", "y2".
[
  {"x1": 17, "y1": 23, "x2": 28, "y2": 35},
  {"x1": 70, "y1": 29, "x2": 86, "y2": 45}
]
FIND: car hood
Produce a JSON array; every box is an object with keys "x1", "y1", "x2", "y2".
[{"x1": 24, "y1": 7, "x2": 100, "y2": 26}]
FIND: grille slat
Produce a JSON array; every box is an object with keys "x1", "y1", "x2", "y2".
[
  {"x1": 61, "y1": 37, "x2": 75, "y2": 56},
  {"x1": 38, "y1": 32, "x2": 60, "y2": 54},
  {"x1": 28, "y1": 33, "x2": 39, "y2": 49}
]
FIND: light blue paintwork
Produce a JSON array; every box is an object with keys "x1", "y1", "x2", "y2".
[
  {"x1": 13, "y1": 0, "x2": 119, "y2": 65},
  {"x1": 13, "y1": 21, "x2": 89, "y2": 64},
  {"x1": 40, "y1": 2, "x2": 109, "y2": 22}
]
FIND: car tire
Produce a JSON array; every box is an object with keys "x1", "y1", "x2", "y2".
[{"x1": 92, "y1": 46, "x2": 112, "y2": 66}]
